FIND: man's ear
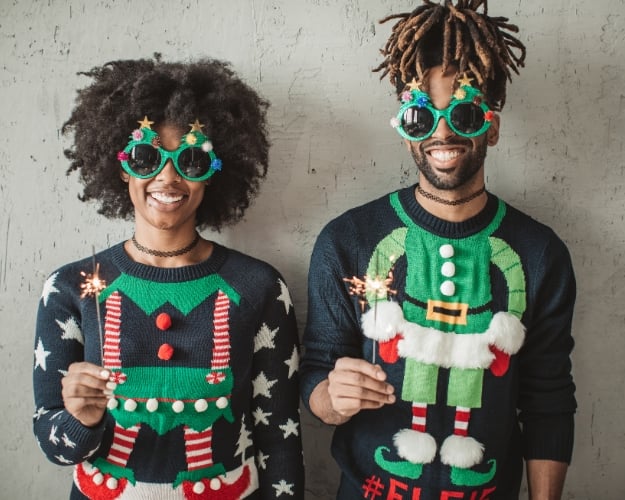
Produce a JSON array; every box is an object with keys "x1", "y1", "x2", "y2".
[
  {"x1": 487, "y1": 113, "x2": 500, "y2": 146},
  {"x1": 120, "y1": 170, "x2": 130, "y2": 183}
]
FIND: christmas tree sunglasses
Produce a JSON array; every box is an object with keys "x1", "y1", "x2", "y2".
[
  {"x1": 117, "y1": 117, "x2": 222, "y2": 182},
  {"x1": 391, "y1": 78, "x2": 495, "y2": 141}
]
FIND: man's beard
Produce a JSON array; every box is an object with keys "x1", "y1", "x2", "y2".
[{"x1": 410, "y1": 137, "x2": 488, "y2": 190}]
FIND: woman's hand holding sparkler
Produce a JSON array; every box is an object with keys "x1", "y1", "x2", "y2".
[
  {"x1": 310, "y1": 357, "x2": 396, "y2": 426},
  {"x1": 62, "y1": 362, "x2": 111, "y2": 427}
]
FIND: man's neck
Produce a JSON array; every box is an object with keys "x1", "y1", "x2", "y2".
[{"x1": 414, "y1": 181, "x2": 488, "y2": 222}]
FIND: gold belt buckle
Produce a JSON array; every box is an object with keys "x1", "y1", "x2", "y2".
[{"x1": 426, "y1": 300, "x2": 469, "y2": 325}]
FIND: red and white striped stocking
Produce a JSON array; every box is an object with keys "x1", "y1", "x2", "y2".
[
  {"x1": 453, "y1": 406, "x2": 471, "y2": 437},
  {"x1": 106, "y1": 423, "x2": 140, "y2": 468},
  {"x1": 184, "y1": 426, "x2": 214, "y2": 471},
  {"x1": 411, "y1": 402, "x2": 428, "y2": 433}
]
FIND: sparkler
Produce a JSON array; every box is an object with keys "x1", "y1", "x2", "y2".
[
  {"x1": 344, "y1": 254, "x2": 397, "y2": 363},
  {"x1": 343, "y1": 271, "x2": 397, "y2": 312},
  {"x1": 80, "y1": 246, "x2": 107, "y2": 363}
]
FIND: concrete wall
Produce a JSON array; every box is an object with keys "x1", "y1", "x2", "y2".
[{"x1": 1, "y1": 0, "x2": 624, "y2": 498}]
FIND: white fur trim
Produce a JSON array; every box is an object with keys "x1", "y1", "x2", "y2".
[
  {"x1": 484, "y1": 312, "x2": 525, "y2": 354},
  {"x1": 366, "y1": 302, "x2": 526, "y2": 369},
  {"x1": 393, "y1": 428, "x2": 437, "y2": 464},
  {"x1": 361, "y1": 301, "x2": 404, "y2": 341},
  {"x1": 397, "y1": 323, "x2": 494, "y2": 369},
  {"x1": 440, "y1": 434, "x2": 484, "y2": 468}
]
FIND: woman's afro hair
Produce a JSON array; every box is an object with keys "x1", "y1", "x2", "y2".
[{"x1": 63, "y1": 55, "x2": 269, "y2": 230}]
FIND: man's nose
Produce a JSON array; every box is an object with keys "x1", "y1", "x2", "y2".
[{"x1": 431, "y1": 115, "x2": 455, "y2": 141}]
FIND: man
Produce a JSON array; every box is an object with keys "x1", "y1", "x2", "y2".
[{"x1": 300, "y1": 1, "x2": 576, "y2": 499}]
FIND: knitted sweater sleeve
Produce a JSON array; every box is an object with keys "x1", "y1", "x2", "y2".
[
  {"x1": 300, "y1": 217, "x2": 364, "y2": 411},
  {"x1": 250, "y1": 275, "x2": 305, "y2": 497},
  {"x1": 518, "y1": 232, "x2": 577, "y2": 463},
  {"x1": 32, "y1": 267, "x2": 106, "y2": 466}
]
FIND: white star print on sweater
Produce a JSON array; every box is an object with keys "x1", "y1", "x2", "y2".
[{"x1": 33, "y1": 242, "x2": 305, "y2": 498}]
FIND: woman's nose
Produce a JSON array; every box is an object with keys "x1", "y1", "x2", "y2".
[{"x1": 156, "y1": 159, "x2": 181, "y2": 183}]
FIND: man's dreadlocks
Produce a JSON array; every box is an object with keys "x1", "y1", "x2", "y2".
[{"x1": 373, "y1": 0, "x2": 526, "y2": 111}]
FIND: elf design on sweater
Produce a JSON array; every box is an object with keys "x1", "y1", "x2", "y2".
[
  {"x1": 300, "y1": 185, "x2": 576, "y2": 498},
  {"x1": 361, "y1": 193, "x2": 525, "y2": 487},
  {"x1": 33, "y1": 243, "x2": 304, "y2": 499}
]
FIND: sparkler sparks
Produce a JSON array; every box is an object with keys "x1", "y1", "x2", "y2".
[
  {"x1": 344, "y1": 256, "x2": 397, "y2": 364},
  {"x1": 80, "y1": 263, "x2": 106, "y2": 299},
  {"x1": 80, "y1": 248, "x2": 107, "y2": 363},
  {"x1": 343, "y1": 270, "x2": 397, "y2": 312}
]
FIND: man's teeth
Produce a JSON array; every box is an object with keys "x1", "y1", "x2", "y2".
[
  {"x1": 430, "y1": 150, "x2": 461, "y2": 161},
  {"x1": 151, "y1": 192, "x2": 184, "y2": 204}
]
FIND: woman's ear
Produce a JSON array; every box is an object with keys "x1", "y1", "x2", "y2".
[{"x1": 120, "y1": 170, "x2": 130, "y2": 183}]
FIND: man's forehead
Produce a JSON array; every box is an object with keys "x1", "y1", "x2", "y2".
[
  {"x1": 418, "y1": 66, "x2": 472, "y2": 91},
  {"x1": 408, "y1": 70, "x2": 490, "y2": 106}
]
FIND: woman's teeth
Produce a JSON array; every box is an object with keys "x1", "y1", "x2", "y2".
[{"x1": 151, "y1": 192, "x2": 184, "y2": 204}]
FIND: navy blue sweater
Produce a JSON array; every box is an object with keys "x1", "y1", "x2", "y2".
[
  {"x1": 301, "y1": 186, "x2": 576, "y2": 500},
  {"x1": 34, "y1": 242, "x2": 304, "y2": 499}
]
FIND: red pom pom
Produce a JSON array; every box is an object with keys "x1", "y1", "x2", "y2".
[
  {"x1": 156, "y1": 312, "x2": 172, "y2": 330},
  {"x1": 158, "y1": 343, "x2": 174, "y2": 361}
]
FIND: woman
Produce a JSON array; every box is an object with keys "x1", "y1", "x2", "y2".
[{"x1": 33, "y1": 56, "x2": 304, "y2": 499}]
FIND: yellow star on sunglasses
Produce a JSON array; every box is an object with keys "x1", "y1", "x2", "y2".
[
  {"x1": 189, "y1": 119, "x2": 205, "y2": 132},
  {"x1": 406, "y1": 78, "x2": 422, "y2": 91},
  {"x1": 137, "y1": 116, "x2": 154, "y2": 129},
  {"x1": 457, "y1": 74, "x2": 474, "y2": 88}
]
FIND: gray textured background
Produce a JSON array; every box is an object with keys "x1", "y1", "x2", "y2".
[{"x1": 1, "y1": 0, "x2": 624, "y2": 498}]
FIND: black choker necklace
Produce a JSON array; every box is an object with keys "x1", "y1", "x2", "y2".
[
  {"x1": 416, "y1": 183, "x2": 486, "y2": 206},
  {"x1": 131, "y1": 232, "x2": 200, "y2": 258}
]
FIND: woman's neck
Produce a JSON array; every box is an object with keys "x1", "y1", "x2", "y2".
[{"x1": 125, "y1": 227, "x2": 213, "y2": 268}]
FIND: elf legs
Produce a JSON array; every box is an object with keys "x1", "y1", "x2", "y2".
[
  {"x1": 395, "y1": 360, "x2": 484, "y2": 468},
  {"x1": 74, "y1": 423, "x2": 139, "y2": 499},
  {"x1": 176, "y1": 425, "x2": 251, "y2": 499},
  {"x1": 76, "y1": 423, "x2": 252, "y2": 499},
  {"x1": 440, "y1": 368, "x2": 484, "y2": 468}
]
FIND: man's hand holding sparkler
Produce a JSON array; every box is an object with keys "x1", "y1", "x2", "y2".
[
  {"x1": 309, "y1": 357, "x2": 395, "y2": 426},
  {"x1": 62, "y1": 362, "x2": 112, "y2": 427},
  {"x1": 310, "y1": 260, "x2": 399, "y2": 425}
]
